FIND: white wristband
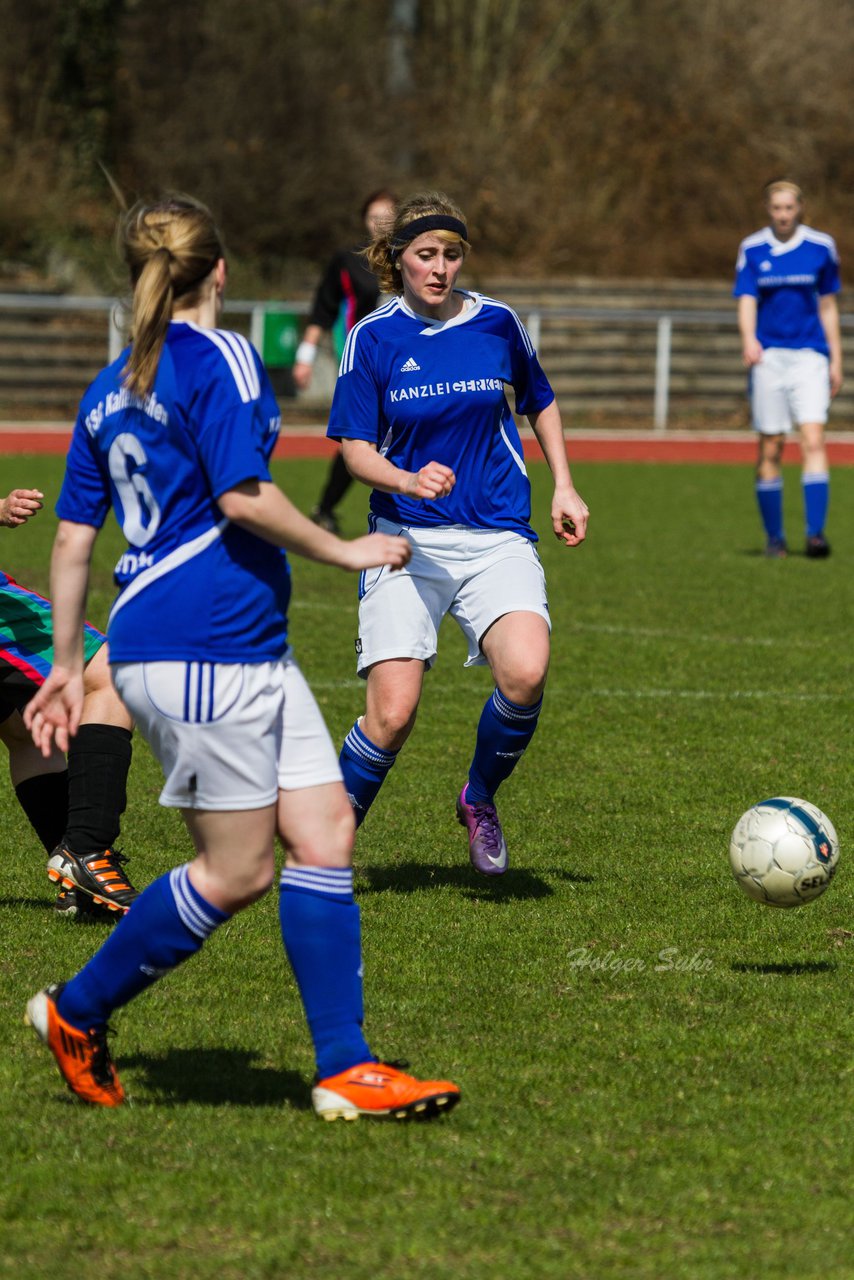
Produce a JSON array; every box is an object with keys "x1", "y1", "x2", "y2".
[{"x1": 295, "y1": 341, "x2": 318, "y2": 366}]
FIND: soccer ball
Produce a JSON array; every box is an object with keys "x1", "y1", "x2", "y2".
[{"x1": 728, "y1": 797, "x2": 839, "y2": 908}]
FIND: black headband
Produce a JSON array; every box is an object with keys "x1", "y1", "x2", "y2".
[{"x1": 390, "y1": 215, "x2": 468, "y2": 261}]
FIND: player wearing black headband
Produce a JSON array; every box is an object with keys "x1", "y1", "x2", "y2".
[{"x1": 328, "y1": 191, "x2": 589, "y2": 876}]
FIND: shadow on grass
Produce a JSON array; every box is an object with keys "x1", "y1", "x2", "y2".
[
  {"x1": 0, "y1": 896, "x2": 54, "y2": 911},
  {"x1": 119, "y1": 1047, "x2": 311, "y2": 1109},
  {"x1": 731, "y1": 960, "x2": 837, "y2": 975},
  {"x1": 354, "y1": 862, "x2": 587, "y2": 901},
  {"x1": 0, "y1": 895, "x2": 117, "y2": 925},
  {"x1": 739, "y1": 547, "x2": 811, "y2": 560}
]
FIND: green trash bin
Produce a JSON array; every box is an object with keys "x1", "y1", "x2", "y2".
[
  {"x1": 261, "y1": 310, "x2": 300, "y2": 368},
  {"x1": 258, "y1": 309, "x2": 300, "y2": 398}
]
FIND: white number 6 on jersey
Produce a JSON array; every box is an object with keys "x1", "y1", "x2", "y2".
[{"x1": 108, "y1": 432, "x2": 161, "y2": 546}]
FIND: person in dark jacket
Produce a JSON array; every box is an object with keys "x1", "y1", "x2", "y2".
[{"x1": 293, "y1": 190, "x2": 397, "y2": 533}]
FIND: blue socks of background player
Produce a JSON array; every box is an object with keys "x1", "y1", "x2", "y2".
[
  {"x1": 802, "y1": 472, "x2": 829, "y2": 538},
  {"x1": 279, "y1": 866, "x2": 373, "y2": 1079},
  {"x1": 466, "y1": 687, "x2": 542, "y2": 804},
  {"x1": 56, "y1": 865, "x2": 228, "y2": 1029},
  {"x1": 339, "y1": 719, "x2": 398, "y2": 826},
  {"x1": 756, "y1": 477, "x2": 784, "y2": 542},
  {"x1": 756, "y1": 473, "x2": 830, "y2": 542}
]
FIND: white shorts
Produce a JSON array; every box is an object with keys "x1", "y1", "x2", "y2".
[
  {"x1": 112, "y1": 651, "x2": 342, "y2": 810},
  {"x1": 750, "y1": 348, "x2": 830, "y2": 434},
  {"x1": 355, "y1": 520, "x2": 550, "y2": 676}
]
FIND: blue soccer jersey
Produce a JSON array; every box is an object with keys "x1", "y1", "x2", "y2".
[
  {"x1": 56, "y1": 322, "x2": 290, "y2": 664},
  {"x1": 733, "y1": 226, "x2": 841, "y2": 354},
  {"x1": 327, "y1": 291, "x2": 554, "y2": 541}
]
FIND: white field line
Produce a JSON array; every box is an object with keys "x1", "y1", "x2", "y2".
[
  {"x1": 308, "y1": 681, "x2": 845, "y2": 703},
  {"x1": 307, "y1": 679, "x2": 363, "y2": 690},
  {"x1": 567, "y1": 621, "x2": 830, "y2": 650},
  {"x1": 294, "y1": 609, "x2": 824, "y2": 651},
  {"x1": 590, "y1": 687, "x2": 845, "y2": 703}
]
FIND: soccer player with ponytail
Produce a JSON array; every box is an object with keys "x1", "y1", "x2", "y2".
[{"x1": 24, "y1": 195, "x2": 460, "y2": 1120}]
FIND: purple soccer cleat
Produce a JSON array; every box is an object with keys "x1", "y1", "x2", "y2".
[{"x1": 456, "y1": 784, "x2": 509, "y2": 876}]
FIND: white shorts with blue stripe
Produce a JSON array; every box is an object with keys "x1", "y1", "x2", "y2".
[
  {"x1": 355, "y1": 518, "x2": 550, "y2": 677},
  {"x1": 112, "y1": 650, "x2": 342, "y2": 810}
]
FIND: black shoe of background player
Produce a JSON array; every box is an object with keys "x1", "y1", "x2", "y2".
[
  {"x1": 54, "y1": 887, "x2": 119, "y2": 923},
  {"x1": 764, "y1": 537, "x2": 788, "y2": 559},
  {"x1": 310, "y1": 506, "x2": 340, "y2": 535},
  {"x1": 47, "y1": 846, "x2": 139, "y2": 915},
  {"x1": 805, "y1": 533, "x2": 831, "y2": 559}
]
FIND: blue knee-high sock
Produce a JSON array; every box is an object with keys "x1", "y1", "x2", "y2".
[
  {"x1": 466, "y1": 687, "x2": 543, "y2": 804},
  {"x1": 279, "y1": 866, "x2": 373, "y2": 1079},
  {"x1": 56, "y1": 865, "x2": 229, "y2": 1030},
  {"x1": 339, "y1": 720, "x2": 398, "y2": 827},
  {"x1": 802, "y1": 472, "x2": 829, "y2": 538},
  {"x1": 756, "y1": 478, "x2": 784, "y2": 541}
]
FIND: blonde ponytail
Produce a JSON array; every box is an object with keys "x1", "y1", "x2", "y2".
[{"x1": 120, "y1": 196, "x2": 224, "y2": 397}]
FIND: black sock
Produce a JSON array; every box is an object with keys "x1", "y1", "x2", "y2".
[
  {"x1": 65, "y1": 724, "x2": 132, "y2": 854},
  {"x1": 15, "y1": 771, "x2": 69, "y2": 853}
]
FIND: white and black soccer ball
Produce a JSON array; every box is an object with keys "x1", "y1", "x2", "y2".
[{"x1": 729, "y1": 797, "x2": 839, "y2": 908}]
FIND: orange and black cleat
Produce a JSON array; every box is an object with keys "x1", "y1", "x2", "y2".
[
  {"x1": 25, "y1": 984, "x2": 124, "y2": 1107},
  {"x1": 312, "y1": 1059, "x2": 461, "y2": 1122},
  {"x1": 47, "y1": 845, "x2": 139, "y2": 914}
]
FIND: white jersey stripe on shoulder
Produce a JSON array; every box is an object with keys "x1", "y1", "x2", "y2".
[
  {"x1": 801, "y1": 228, "x2": 840, "y2": 262},
  {"x1": 219, "y1": 329, "x2": 260, "y2": 400},
  {"x1": 109, "y1": 520, "x2": 228, "y2": 621},
  {"x1": 185, "y1": 322, "x2": 253, "y2": 402},
  {"x1": 479, "y1": 296, "x2": 535, "y2": 356},
  {"x1": 736, "y1": 230, "x2": 773, "y2": 272},
  {"x1": 340, "y1": 297, "x2": 401, "y2": 374}
]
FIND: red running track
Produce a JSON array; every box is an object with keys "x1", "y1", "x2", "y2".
[{"x1": 3, "y1": 427, "x2": 854, "y2": 465}]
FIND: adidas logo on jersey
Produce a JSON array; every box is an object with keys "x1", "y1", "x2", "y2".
[{"x1": 400, "y1": 357, "x2": 421, "y2": 372}]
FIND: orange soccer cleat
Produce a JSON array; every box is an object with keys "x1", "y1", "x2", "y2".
[
  {"x1": 25, "y1": 985, "x2": 124, "y2": 1106},
  {"x1": 312, "y1": 1059, "x2": 461, "y2": 1122},
  {"x1": 47, "y1": 845, "x2": 139, "y2": 914}
]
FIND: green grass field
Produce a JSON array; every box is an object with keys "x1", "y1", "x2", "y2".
[{"x1": 1, "y1": 454, "x2": 853, "y2": 1280}]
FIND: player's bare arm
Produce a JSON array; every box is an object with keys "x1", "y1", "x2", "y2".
[
  {"x1": 24, "y1": 519, "x2": 96, "y2": 755},
  {"x1": 340, "y1": 438, "x2": 455, "y2": 500},
  {"x1": 818, "y1": 293, "x2": 843, "y2": 396},
  {"x1": 527, "y1": 401, "x2": 589, "y2": 546},
  {"x1": 217, "y1": 479, "x2": 411, "y2": 570},
  {"x1": 738, "y1": 295, "x2": 763, "y2": 366}
]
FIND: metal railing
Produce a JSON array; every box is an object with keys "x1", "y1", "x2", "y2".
[{"x1": 2, "y1": 292, "x2": 850, "y2": 430}]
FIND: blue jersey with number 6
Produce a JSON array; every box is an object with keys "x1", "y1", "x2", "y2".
[{"x1": 56, "y1": 321, "x2": 289, "y2": 663}]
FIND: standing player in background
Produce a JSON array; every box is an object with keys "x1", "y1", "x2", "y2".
[
  {"x1": 293, "y1": 189, "x2": 397, "y2": 533},
  {"x1": 328, "y1": 192, "x2": 589, "y2": 876},
  {"x1": 24, "y1": 195, "x2": 460, "y2": 1121},
  {"x1": 734, "y1": 181, "x2": 843, "y2": 558},
  {"x1": 1, "y1": 487, "x2": 137, "y2": 920}
]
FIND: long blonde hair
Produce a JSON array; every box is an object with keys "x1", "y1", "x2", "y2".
[
  {"x1": 121, "y1": 196, "x2": 224, "y2": 396},
  {"x1": 365, "y1": 191, "x2": 470, "y2": 295}
]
